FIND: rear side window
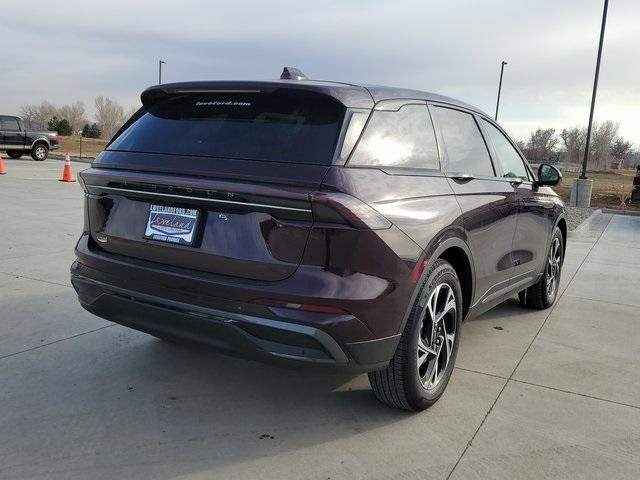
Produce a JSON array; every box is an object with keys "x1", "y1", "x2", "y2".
[
  {"x1": 348, "y1": 104, "x2": 439, "y2": 170},
  {"x1": 338, "y1": 111, "x2": 368, "y2": 161},
  {"x1": 1, "y1": 117, "x2": 20, "y2": 131},
  {"x1": 481, "y1": 119, "x2": 529, "y2": 180},
  {"x1": 108, "y1": 91, "x2": 345, "y2": 165},
  {"x1": 432, "y1": 107, "x2": 494, "y2": 177}
]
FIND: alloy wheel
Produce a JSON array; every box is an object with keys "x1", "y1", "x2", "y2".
[
  {"x1": 34, "y1": 146, "x2": 46, "y2": 160},
  {"x1": 546, "y1": 237, "x2": 561, "y2": 298},
  {"x1": 416, "y1": 283, "x2": 457, "y2": 390}
]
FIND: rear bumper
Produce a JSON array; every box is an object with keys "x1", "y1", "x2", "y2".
[{"x1": 71, "y1": 265, "x2": 400, "y2": 372}]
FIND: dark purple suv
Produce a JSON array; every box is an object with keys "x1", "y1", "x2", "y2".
[{"x1": 71, "y1": 68, "x2": 565, "y2": 410}]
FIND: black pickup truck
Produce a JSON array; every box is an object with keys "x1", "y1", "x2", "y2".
[{"x1": 0, "y1": 115, "x2": 60, "y2": 161}]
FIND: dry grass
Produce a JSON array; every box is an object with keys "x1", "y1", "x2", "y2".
[
  {"x1": 56, "y1": 135, "x2": 107, "y2": 159},
  {"x1": 554, "y1": 169, "x2": 640, "y2": 210}
]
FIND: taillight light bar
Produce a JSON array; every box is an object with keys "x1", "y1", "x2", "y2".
[{"x1": 310, "y1": 192, "x2": 391, "y2": 230}]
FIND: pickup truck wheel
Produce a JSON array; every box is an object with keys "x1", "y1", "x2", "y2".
[
  {"x1": 6, "y1": 151, "x2": 23, "y2": 159},
  {"x1": 31, "y1": 144, "x2": 48, "y2": 161}
]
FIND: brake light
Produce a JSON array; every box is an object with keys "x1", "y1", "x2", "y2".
[
  {"x1": 253, "y1": 298, "x2": 348, "y2": 315},
  {"x1": 310, "y1": 192, "x2": 391, "y2": 230}
]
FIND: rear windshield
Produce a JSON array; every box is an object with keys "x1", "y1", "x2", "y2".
[{"x1": 108, "y1": 90, "x2": 345, "y2": 165}]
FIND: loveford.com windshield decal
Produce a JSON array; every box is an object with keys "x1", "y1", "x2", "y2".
[{"x1": 195, "y1": 101, "x2": 252, "y2": 107}]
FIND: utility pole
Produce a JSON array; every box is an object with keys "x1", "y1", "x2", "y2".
[
  {"x1": 581, "y1": 0, "x2": 609, "y2": 179},
  {"x1": 494, "y1": 61, "x2": 507, "y2": 121},
  {"x1": 158, "y1": 60, "x2": 166, "y2": 84}
]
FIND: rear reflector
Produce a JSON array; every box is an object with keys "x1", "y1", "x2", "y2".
[
  {"x1": 253, "y1": 298, "x2": 348, "y2": 315},
  {"x1": 410, "y1": 259, "x2": 426, "y2": 283},
  {"x1": 311, "y1": 192, "x2": 391, "y2": 230}
]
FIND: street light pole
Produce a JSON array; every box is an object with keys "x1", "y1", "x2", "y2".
[
  {"x1": 494, "y1": 60, "x2": 507, "y2": 121},
  {"x1": 158, "y1": 60, "x2": 166, "y2": 84},
  {"x1": 581, "y1": 0, "x2": 609, "y2": 179}
]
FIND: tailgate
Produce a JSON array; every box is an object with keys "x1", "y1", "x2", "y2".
[
  {"x1": 81, "y1": 85, "x2": 360, "y2": 281},
  {"x1": 81, "y1": 167, "x2": 321, "y2": 281}
]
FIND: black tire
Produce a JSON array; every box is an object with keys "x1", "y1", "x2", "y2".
[
  {"x1": 31, "y1": 144, "x2": 48, "y2": 161},
  {"x1": 368, "y1": 259, "x2": 463, "y2": 411},
  {"x1": 519, "y1": 227, "x2": 564, "y2": 310},
  {"x1": 6, "y1": 150, "x2": 23, "y2": 159}
]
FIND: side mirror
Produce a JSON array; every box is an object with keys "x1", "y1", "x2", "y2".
[{"x1": 536, "y1": 163, "x2": 562, "y2": 187}]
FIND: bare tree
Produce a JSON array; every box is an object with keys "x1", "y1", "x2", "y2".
[
  {"x1": 58, "y1": 101, "x2": 87, "y2": 133},
  {"x1": 20, "y1": 101, "x2": 56, "y2": 130},
  {"x1": 19, "y1": 104, "x2": 39, "y2": 130},
  {"x1": 94, "y1": 96, "x2": 126, "y2": 140},
  {"x1": 560, "y1": 126, "x2": 586, "y2": 164},
  {"x1": 21, "y1": 98, "x2": 132, "y2": 139},
  {"x1": 523, "y1": 128, "x2": 558, "y2": 162},
  {"x1": 589, "y1": 121, "x2": 619, "y2": 170},
  {"x1": 20, "y1": 100, "x2": 86, "y2": 133},
  {"x1": 611, "y1": 138, "x2": 633, "y2": 168}
]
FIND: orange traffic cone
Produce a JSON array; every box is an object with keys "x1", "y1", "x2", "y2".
[
  {"x1": 0, "y1": 153, "x2": 6, "y2": 175},
  {"x1": 59, "y1": 152, "x2": 76, "y2": 182}
]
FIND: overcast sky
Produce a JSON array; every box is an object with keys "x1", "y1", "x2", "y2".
[{"x1": 2, "y1": 0, "x2": 638, "y2": 144}]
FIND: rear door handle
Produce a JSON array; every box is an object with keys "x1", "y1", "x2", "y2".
[{"x1": 450, "y1": 174, "x2": 475, "y2": 182}]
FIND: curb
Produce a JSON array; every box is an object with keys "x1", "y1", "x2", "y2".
[
  {"x1": 569, "y1": 209, "x2": 603, "y2": 237},
  {"x1": 49, "y1": 153, "x2": 93, "y2": 164},
  {"x1": 601, "y1": 208, "x2": 640, "y2": 217}
]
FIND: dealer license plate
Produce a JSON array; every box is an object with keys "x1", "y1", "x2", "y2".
[{"x1": 144, "y1": 204, "x2": 199, "y2": 246}]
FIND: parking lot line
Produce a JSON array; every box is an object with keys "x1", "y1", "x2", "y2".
[{"x1": 0, "y1": 324, "x2": 115, "y2": 361}]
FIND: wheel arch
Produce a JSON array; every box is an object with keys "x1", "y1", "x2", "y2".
[
  {"x1": 438, "y1": 244, "x2": 473, "y2": 320},
  {"x1": 30, "y1": 138, "x2": 51, "y2": 150},
  {"x1": 398, "y1": 236, "x2": 476, "y2": 336},
  {"x1": 555, "y1": 215, "x2": 567, "y2": 259}
]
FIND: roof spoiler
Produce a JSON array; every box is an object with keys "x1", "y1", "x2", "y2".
[{"x1": 140, "y1": 79, "x2": 374, "y2": 110}]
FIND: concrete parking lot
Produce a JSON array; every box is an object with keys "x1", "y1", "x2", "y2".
[{"x1": 1, "y1": 158, "x2": 639, "y2": 480}]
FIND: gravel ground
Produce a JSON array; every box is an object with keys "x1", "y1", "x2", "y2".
[{"x1": 566, "y1": 206, "x2": 598, "y2": 230}]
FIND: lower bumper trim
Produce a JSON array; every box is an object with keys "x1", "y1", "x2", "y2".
[{"x1": 72, "y1": 274, "x2": 350, "y2": 366}]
